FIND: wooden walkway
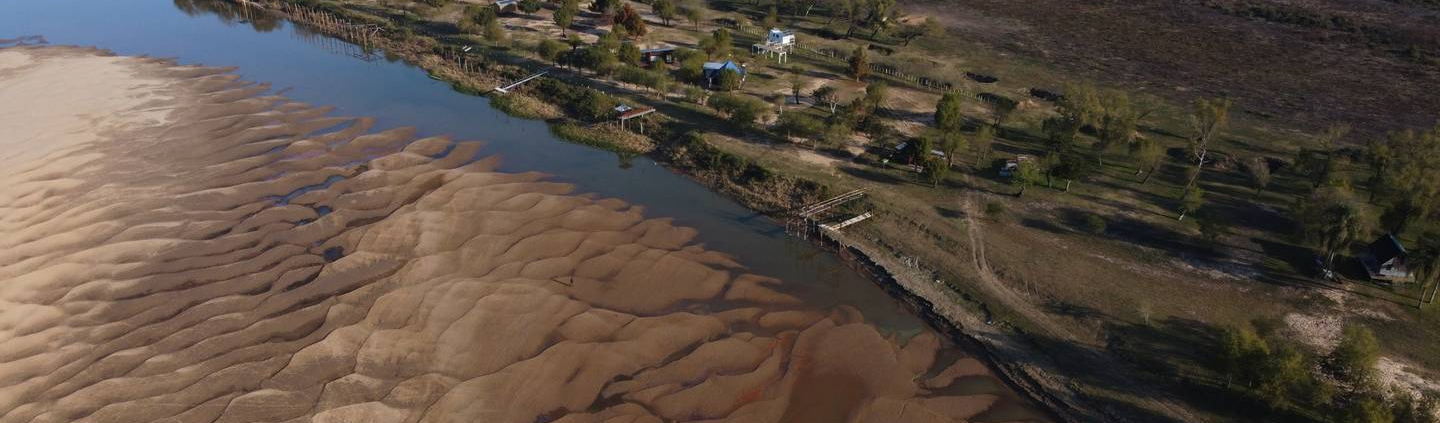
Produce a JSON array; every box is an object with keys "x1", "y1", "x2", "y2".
[{"x1": 494, "y1": 70, "x2": 548, "y2": 94}]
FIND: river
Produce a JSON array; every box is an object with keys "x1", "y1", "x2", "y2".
[{"x1": 1, "y1": 0, "x2": 1048, "y2": 420}]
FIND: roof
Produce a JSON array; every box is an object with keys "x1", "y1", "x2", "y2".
[
  {"x1": 639, "y1": 46, "x2": 675, "y2": 53},
  {"x1": 702, "y1": 60, "x2": 744, "y2": 74},
  {"x1": 1369, "y1": 234, "x2": 1408, "y2": 263},
  {"x1": 494, "y1": 0, "x2": 517, "y2": 6},
  {"x1": 769, "y1": 28, "x2": 796, "y2": 36},
  {"x1": 618, "y1": 107, "x2": 656, "y2": 120}
]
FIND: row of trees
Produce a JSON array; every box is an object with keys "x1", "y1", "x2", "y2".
[{"x1": 1215, "y1": 323, "x2": 1437, "y2": 423}]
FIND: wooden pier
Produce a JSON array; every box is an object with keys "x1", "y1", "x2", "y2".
[{"x1": 494, "y1": 70, "x2": 548, "y2": 94}]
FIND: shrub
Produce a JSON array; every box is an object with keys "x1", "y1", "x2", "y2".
[
  {"x1": 984, "y1": 202, "x2": 1006, "y2": 219},
  {"x1": 1082, "y1": 213, "x2": 1106, "y2": 234},
  {"x1": 709, "y1": 93, "x2": 765, "y2": 126}
]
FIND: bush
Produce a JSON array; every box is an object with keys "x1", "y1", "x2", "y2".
[
  {"x1": 1082, "y1": 213, "x2": 1107, "y2": 234},
  {"x1": 536, "y1": 39, "x2": 566, "y2": 63},
  {"x1": 984, "y1": 202, "x2": 1006, "y2": 219},
  {"x1": 715, "y1": 69, "x2": 743, "y2": 91},
  {"x1": 709, "y1": 93, "x2": 766, "y2": 126}
]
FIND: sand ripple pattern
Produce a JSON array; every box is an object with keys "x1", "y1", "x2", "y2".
[{"x1": 0, "y1": 46, "x2": 1030, "y2": 423}]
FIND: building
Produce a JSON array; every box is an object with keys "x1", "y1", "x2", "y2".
[
  {"x1": 767, "y1": 28, "x2": 796, "y2": 46},
  {"x1": 702, "y1": 60, "x2": 746, "y2": 88},
  {"x1": 1362, "y1": 234, "x2": 1415, "y2": 283},
  {"x1": 639, "y1": 46, "x2": 676, "y2": 66},
  {"x1": 752, "y1": 28, "x2": 796, "y2": 63},
  {"x1": 493, "y1": 0, "x2": 518, "y2": 13}
]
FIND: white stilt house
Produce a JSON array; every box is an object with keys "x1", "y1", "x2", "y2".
[{"x1": 752, "y1": 28, "x2": 796, "y2": 63}]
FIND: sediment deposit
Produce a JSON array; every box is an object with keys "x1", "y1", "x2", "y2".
[{"x1": 0, "y1": 45, "x2": 1037, "y2": 423}]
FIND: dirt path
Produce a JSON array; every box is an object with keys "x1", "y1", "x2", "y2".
[{"x1": 954, "y1": 181, "x2": 1210, "y2": 423}]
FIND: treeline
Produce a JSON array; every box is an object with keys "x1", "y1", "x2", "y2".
[{"x1": 1212, "y1": 322, "x2": 1439, "y2": 423}]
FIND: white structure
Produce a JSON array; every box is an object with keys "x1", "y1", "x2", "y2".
[
  {"x1": 767, "y1": 28, "x2": 796, "y2": 46},
  {"x1": 753, "y1": 28, "x2": 796, "y2": 63}
]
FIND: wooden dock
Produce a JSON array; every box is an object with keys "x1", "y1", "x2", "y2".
[{"x1": 494, "y1": 70, "x2": 548, "y2": 94}]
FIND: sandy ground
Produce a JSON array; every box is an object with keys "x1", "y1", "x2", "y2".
[{"x1": 0, "y1": 45, "x2": 1044, "y2": 423}]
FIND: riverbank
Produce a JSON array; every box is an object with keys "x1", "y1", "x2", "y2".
[
  {"x1": 220, "y1": 0, "x2": 1100, "y2": 419},
  {"x1": 0, "y1": 44, "x2": 1048, "y2": 422}
]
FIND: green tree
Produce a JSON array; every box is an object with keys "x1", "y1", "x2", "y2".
[
  {"x1": 1331, "y1": 324, "x2": 1380, "y2": 386},
  {"x1": 716, "y1": 68, "x2": 743, "y2": 90},
  {"x1": 988, "y1": 94, "x2": 1017, "y2": 127},
  {"x1": 788, "y1": 65, "x2": 805, "y2": 103},
  {"x1": 848, "y1": 44, "x2": 870, "y2": 80},
  {"x1": 1012, "y1": 158, "x2": 1041, "y2": 197},
  {"x1": 936, "y1": 131, "x2": 965, "y2": 167},
  {"x1": 617, "y1": 42, "x2": 642, "y2": 65},
  {"x1": 922, "y1": 157, "x2": 949, "y2": 187},
  {"x1": 972, "y1": 124, "x2": 995, "y2": 165},
  {"x1": 654, "y1": 0, "x2": 677, "y2": 26},
  {"x1": 762, "y1": 5, "x2": 779, "y2": 28},
  {"x1": 554, "y1": 0, "x2": 578, "y2": 35},
  {"x1": 1341, "y1": 394, "x2": 1394, "y2": 423},
  {"x1": 537, "y1": 38, "x2": 567, "y2": 64},
  {"x1": 708, "y1": 29, "x2": 732, "y2": 57},
  {"x1": 1294, "y1": 186, "x2": 1369, "y2": 270},
  {"x1": 484, "y1": 19, "x2": 509, "y2": 46},
  {"x1": 1129, "y1": 136, "x2": 1163, "y2": 184},
  {"x1": 857, "y1": 81, "x2": 887, "y2": 117},
  {"x1": 1178, "y1": 185, "x2": 1205, "y2": 221},
  {"x1": 1217, "y1": 325, "x2": 1268, "y2": 388},
  {"x1": 1247, "y1": 156, "x2": 1272, "y2": 197},
  {"x1": 591, "y1": 0, "x2": 618, "y2": 14},
  {"x1": 1365, "y1": 135, "x2": 1393, "y2": 202},
  {"x1": 934, "y1": 91, "x2": 964, "y2": 133},
  {"x1": 613, "y1": 4, "x2": 648, "y2": 36},
  {"x1": 1052, "y1": 149, "x2": 1097, "y2": 192},
  {"x1": 678, "y1": 53, "x2": 708, "y2": 82},
  {"x1": 1378, "y1": 125, "x2": 1440, "y2": 234},
  {"x1": 1183, "y1": 97, "x2": 1232, "y2": 197},
  {"x1": 775, "y1": 112, "x2": 823, "y2": 143},
  {"x1": 812, "y1": 85, "x2": 840, "y2": 114},
  {"x1": 519, "y1": 0, "x2": 542, "y2": 15},
  {"x1": 682, "y1": 1, "x2": 705, "y2": 30},
  {"x1": 1095, "y1": 89, "x2": 1140, "y2": 166},
  {"x1": 575, "y1": 89, "x2": 618, "y2": 121},
  {"x1": 576, "y1": 45, "x2": 617, "y2": 75},
  {"x1": 861, "y1": 0, "x2": 895, "y2": 38},
  {"x1": 710, "y1": 93, "x2": 766, "y2": 126},
  {"x1": 1412, "y1": 231, "x2": 1440, "y2": 306},
  {"x1": 895, "y1": 16, "x2": 939, "y2": 46}
]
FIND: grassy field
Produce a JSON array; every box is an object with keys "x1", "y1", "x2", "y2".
[{"x1": 237, "y1": 0, "x2": 1440, "y2": 420}]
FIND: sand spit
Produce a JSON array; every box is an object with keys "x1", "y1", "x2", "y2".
[{"x1": 0, "y1": 45, "x2": 1040, "y2": 423}]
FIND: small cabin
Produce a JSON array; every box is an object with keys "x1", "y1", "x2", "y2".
[
  {"x1": 492, "y1": 0, "x2": 519, "y2": 13},
  {"x1": 639, "y1": 46, "x2": 676, "y2": 66},
  {"x1": 1362, "y1": 234, "x2": 1415, "y2": 283},
  {"x1": 702, "y1": 60, "x2": 746, "y2": 88},
  {"x1": 767, "y1": 28, "x2": 796, "y2": 46}
]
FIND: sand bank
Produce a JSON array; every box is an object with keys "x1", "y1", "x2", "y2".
[{"x1": 0, "y1": 45, "x2": 1040, "y2": 423}]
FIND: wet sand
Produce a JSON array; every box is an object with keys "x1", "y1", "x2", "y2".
[{"x1": 0, "y1": 45, "x2": 1041, "y2": 423}]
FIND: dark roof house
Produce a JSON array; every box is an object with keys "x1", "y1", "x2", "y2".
[
  {"x1": 702, "y1": 60, "x2": 745, "y2": 88},
  {"x1": 1362, "y1": 234, "x2": 1415, "y2": 283}
]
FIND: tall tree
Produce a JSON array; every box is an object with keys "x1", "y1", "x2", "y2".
[
  {"x1": 811, "y1": 85, "x2": 840, "y2": 114},
  {"x1": 763, "y1": 5, "x2": 779, "y2": 28},
  {"x1": 895, "y1": 16, "x2": 939, "y2": 46},
  {"x1": 848, "y1": 44, "x2": 870, "y2": 80},
  {"x1": 1183, "y1": 97, "x2": 1232, "y2": 197},
  {"x1": 1247, "y1": 156, "x2": 1272, "y2": 197},
  {"x1": 1178, "y1": 186, "x2": 1205, "y2": 221},
  {"x1": 519, "y1": 0, "x2": 542, "y2": 15},
  {"x1": 862, "y1": 0, "x2": 896, "y2": 38},
  {"x1": 682, "y1": 0, "x2": 705, "y2": 30},
  {"x1": 554, "y1": 0, "x2": 578, "y2": 35},
  {"x1": 613, "y1": 4, "x2": 648, "y2": 36},
  {"x1": 1310, "y1": 123, "x2": 1353, "y2": 189},
  {"x1": 654, "y1": 0, "x2": 677, "y2": 26},
  {"x1": 1295, "y1": 186, "x2": 1369, "y2": 270},
  {"x1": 1364, "y1": 135, "x2": 1393, "y2": 202},
  {"x1": 936, "y1": 131, "x2": 965, "y2": 167},
  {"x1": 1012, "y1": 158, "x2": 1041, "y2": 197},
  {"x1": 972, "y1": 124, "x2": 995, "y2": 165},
  {"x1": 934, "y1": 91, "x2": 964, "y2": 133},
  {"x1": 1095, "y1": 89, "x2": 1140, "y2": 167},
  {"x1": 1129, "y1": 136, "x2": 1163, "y2": 184},
  {"x1": 1411, "y1": 231, "x2": 1440, "y2": 307},
  {"x1": 1331, "y1": 324, "x2": 1380, "y2": 386},
  {"x1": 1379, "y1": 125, "x2": 1440, "y2": 234}
]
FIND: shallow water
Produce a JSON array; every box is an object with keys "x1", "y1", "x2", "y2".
[{"x1": 1, "y1": 0, "x2": 1047, "y2": 419}]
